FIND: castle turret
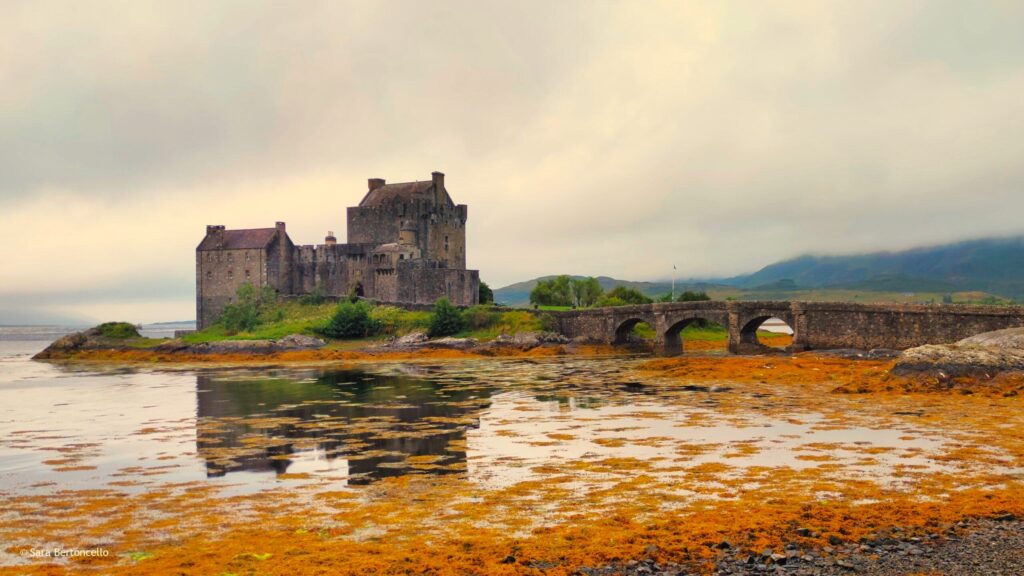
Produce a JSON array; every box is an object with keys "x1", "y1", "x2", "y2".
[
  {"x1": 398, "y1": 222, "x2": 417, "y2": 246},
  {"x1": 325, "y1": 231, "x2": 337, "y2": 246}
]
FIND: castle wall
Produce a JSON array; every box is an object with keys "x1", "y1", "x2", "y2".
[
  {"x1": 196, "y1": 247, "x2": 269, "y2": 329},
  {"x1": 396, "y1": 264, "x2": 478, "y2": 306}
]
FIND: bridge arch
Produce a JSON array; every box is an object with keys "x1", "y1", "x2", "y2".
[
  {"x1": 612, "y1": 316, "x2": 657, "y2": 346},
  {"x1": 739, "y1": 314, "x2": 795, "y2": 351},
  {"x1": 662, "y1": 312, "x2": 730, "y2": 356}
]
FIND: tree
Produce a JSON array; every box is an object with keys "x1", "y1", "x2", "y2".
[
  {"x1": 598, "y1": 286, "x2": 652, "y2": 306},
  {"x1": 478, "y1": 281, "x2": 494, "y2": 304},
  {"x1": 529, "y1": 275, "x2": 574, "y2": 307},
  {"x1": 428, "y1": 297, "x2": 464, "y2": 337},
  {"x1": 321, "y1": 300, "x2": 377, "y2": 339},
  {"x1": 220, "y1": 283, "x2": 277, "y2": 333},
  {"x1": 678, "y1": 290, "x2": 711, "y2": 302},
  {"x1": 571, "y1": 277, "x2": 603, "y2": 307}
]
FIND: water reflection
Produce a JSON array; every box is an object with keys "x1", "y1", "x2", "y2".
[{"x1": 195, "y1": 369, "x2": 495, "y2": 484}]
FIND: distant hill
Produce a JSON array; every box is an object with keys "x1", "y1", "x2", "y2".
[
  {"x1": 492, "y1": 276, "x2": 728, "y2": 307},
  {"x1": 494, "y1": 236, "x2": 1024, "y2": 306},
  {"x1": 723, "y1": 236, "x2": 1024, "y2": 299}
]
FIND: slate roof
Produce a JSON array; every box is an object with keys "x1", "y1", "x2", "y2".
[
  {"x1": 359, "y1": 181, "x2": 449, "y2": 207},
  {"x1": 198, "y1": 228, "x2": 278, "y2": 251}
]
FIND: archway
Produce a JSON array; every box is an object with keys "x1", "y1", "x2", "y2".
[
  {"x1": 739, "y1": 316, "x2": 794, "y2": 351},
  {"x1": 663, "y1": 317, "x2": 729, "y2": 356},
  {"x1": 353, "y1": 282, "x2": 365, "y2": 298},
  {"x1": 613, "y1": 318, "x2": 655, "y2": 348}
]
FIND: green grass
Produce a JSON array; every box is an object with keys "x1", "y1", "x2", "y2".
[
  {"x1": 182, "y1": 301, "x2": 337, "y2": 344},
  {"x1": 182, "y1": 300, "x2": 544, "y2": 344},
  {"x1": 95, "y1": 321, "x2": 140, "y2": 339},
  {"x1": 630, "y1": 322, "x2": 779, "y2": 341}
]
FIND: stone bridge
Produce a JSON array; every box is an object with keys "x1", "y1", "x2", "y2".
[{"x1": 551, "y1": 301, "x2": 1024, "y2": 355}]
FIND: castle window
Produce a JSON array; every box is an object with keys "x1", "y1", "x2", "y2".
[
  {"x1": 208, "y1": 253, "x2": 213, "y2": 262},
  {"x1": 245, "y1": 270, "x2": 251, "y2": 280},
  {"x1": 227, "y1": 253, "x2": 233, "y2": 262},
  {"x1": 245, "y1": 252, "x2": 251, "y2": 261},
  {"x1": 445, "y1": 235, "x2": 449, "y2": 253},
  {"x1": 206, "y1": 271, "x2": 212, "y2": 280},
  {"x1": 227, "y1": 270, "x2": 233, "y2": 280}
]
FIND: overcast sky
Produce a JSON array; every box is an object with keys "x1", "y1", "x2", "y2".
[{"x1": 3, "y1": 1, "x2": 1024, "y2": 324}]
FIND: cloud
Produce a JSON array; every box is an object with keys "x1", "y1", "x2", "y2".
[{"x1": 2, "y1": 1, "x2": 1024, "y2": 322}]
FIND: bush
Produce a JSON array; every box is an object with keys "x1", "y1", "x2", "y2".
[
  {"x1": 428, "y1": 297, "x2": 464, "y2": 337},
  {"x1": 462, "y1": 305, "x2": 498, "y2": 330},
  {"x1": 299, "y1": 284, "x2": 327, "y2": 305},
  {"x1": 95, "y1": 322, "x2": 140, "y2": 339},
  {"x1": 321, "y1": 301, "x2": 378, "y2": 339},
  {"x1": 220, "y1": 283, "x2": 277, "y2": 333},
  {"x1": 538, "y1": 313, "x2": 559, "y2": 332},
  {"x1": 478, "y1": 282, "x2": 494, "y2": 305}
]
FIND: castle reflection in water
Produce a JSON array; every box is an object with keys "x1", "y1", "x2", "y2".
[{"x1": 194, "y1": 368, "x2": 495, "y2": 484}]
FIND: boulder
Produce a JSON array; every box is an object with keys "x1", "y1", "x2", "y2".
[
  {"x1": 424, "y1": 337, "x2": 479, "y2": 350},
  {"x1": 32, "y1": 331, "x2": 87, "y2": 359},
  {"x1": 275, "y1": 334, "x2": 326, "y2": 350},
  {"x1": 893, "y1": 327, "x2": 1024, "y2": 377},
  {"x1": 393, "y1": 332, "x2": 429, "y2": 346}
]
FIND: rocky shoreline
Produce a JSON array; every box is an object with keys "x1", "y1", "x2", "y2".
[
  {"x1": 576, "y1": 516, "x2": 1024, "y2": 576},
  {"x1": 893, "y1": 327, "x2": 1024, "y2": 379},
  {"x1": 31, "y1": 327, "x2": 578, "y2": 361}
]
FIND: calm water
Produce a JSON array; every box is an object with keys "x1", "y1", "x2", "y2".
[{"x1": 0, "y1": 326, "x2": 966, "y2": 499}]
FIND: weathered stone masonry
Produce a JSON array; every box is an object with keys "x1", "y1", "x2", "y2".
[
  {"x1": 553, "y1": 301, "x2": 1024, "y2": 355},
  {"x1": 196, "y1": 172, "x2": 479, "y2": 329}
]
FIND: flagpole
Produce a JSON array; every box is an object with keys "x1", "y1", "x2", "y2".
[{"x1": 671, "y1": 264, "x2": 676, "y2": 301}]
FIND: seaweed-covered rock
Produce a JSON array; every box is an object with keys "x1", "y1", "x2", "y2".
[{"x1": 893, "y1": 327, "x2": 1024, "y2": 377}]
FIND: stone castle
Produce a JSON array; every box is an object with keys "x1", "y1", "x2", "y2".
[{"x1": 196, "y1": 171, "x2": 479, "y2": 329}]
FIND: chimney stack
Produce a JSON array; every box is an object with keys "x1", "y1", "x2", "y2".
[
  {"x1": 206, "y1": 225, "x2": 225, "y2": 248},
  {"x1": 368, "y1": 178, "x2": 385, "y2": 191},
  {"x1": 431, "y1": 171, "x2": 445, "y2": 204},
  {"x1": 325, "y1": 231, "x2": 337, "y2": 246}
]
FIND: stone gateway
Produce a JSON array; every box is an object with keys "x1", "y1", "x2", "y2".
[{"x1": 196, "y1": 171, "x2": 479, "y2": 329}]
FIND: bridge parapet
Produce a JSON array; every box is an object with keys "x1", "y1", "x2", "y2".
[{"x1": 551, "y1": 301, "x2": 1024, "y2": 356}]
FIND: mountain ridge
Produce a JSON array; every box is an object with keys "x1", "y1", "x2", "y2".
[{"x1": 493, "y1": 236, "x2": 1024, "y2": 306}]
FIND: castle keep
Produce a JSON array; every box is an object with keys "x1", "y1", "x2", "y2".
[{"x1": 196, "y1": 171, "x2": 479, "y2": 329}]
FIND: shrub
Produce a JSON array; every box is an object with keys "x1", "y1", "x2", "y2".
[
  {"x1": 462, "y1": 305, "x2": 498, "y2": 330},
  {"x1": 538, "y1": 312, "x2": 559, "y2": 333},
  {"x1": 299, "y1": 284, "x2": 327, "y2": 305},
  {"x1": 321, "y1": 301, "x2": 378, "y2": 339},
  {"x1": 428, "y1": 297, "x2": 464, "y2": 337},
  {"x1": 95, "y1": 322, "x2": 140, "y2": 339},
  {"x1": 220, "y1": 283, "x2": 277, "y2": 333},
  {"x1": 478, "y1": 282, "x2": 494, "y2": 304}
]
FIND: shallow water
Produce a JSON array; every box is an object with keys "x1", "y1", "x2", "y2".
[{"x1": 0, "y1": 334, "x2": 971, "y2": 501}]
